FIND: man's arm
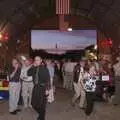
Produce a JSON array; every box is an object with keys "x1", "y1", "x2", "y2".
[
  {"x1": 27, "y1": 66, "x2": 34, "y2": 76},
  {"x1": 20, "y1": 68, "x2": 25, "y2": 80},
  {"x1": 45, "y1": 68, "x2": 51, "y2": 90}
]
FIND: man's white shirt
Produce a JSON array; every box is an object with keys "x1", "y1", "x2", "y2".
[{"x1": 20, "y1": 66, "x2": 33, "y2": 82}]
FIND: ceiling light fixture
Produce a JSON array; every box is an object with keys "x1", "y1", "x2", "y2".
[{"x1": 67, "y1": 27, "x2": 72, "y2": 32}]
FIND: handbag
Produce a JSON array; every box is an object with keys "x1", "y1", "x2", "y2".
[{"x1": 47, "y1": 87, "x2": 54, "y2": 103}]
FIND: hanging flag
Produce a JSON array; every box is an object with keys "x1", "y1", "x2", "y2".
[{"x1": 56, "y1": 0, "x2": 70, "y2": 15}]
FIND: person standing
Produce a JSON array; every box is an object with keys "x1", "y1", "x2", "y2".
[
  {"x1": 64, "y1": 60, "x2": 76, "y2": 90},
  {"x1": 46, "y1": 59, "x2": 55, "y2": 103},
  {"x1": 20, "y1": 58, "x2": 34, "y2": 108},
  {"x1": 8, "y1": 58, "x2": 21, "y2": 115},
  {"x1": 54, "y1": 61, "x2": 60, "y2": 84},
  {"x1": 72, "y1": 60, "x2": 85, "y2": 108},
  {"x1": 28, "y1": 56, "x2": 50, "y2": 120},
  {"x1": 113, "y1": 57, "x2": 120, "y2": 105},
  {"x1": 83, "y1": 63, "x2": 97, "y2": 116},
  {"x1": 62, "y1": 61, "x2": 67, "y2": 88}
]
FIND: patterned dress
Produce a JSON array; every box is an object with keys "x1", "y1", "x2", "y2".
[{"x1": 83, "y1": 72, "x2": 97, "y2": 92}]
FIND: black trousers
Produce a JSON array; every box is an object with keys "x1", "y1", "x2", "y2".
[
  {"x1": 32, "y1": 86, "x2": 47, "y2": 120},
  {"x1": 85, "y1": 92, "x2": 95, "y2": 116},
  {"x1": 34, "y1": 100, "x2": 46, "y2": 120}
]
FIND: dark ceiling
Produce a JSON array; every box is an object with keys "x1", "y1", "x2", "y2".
[
  {"x1": 0, "y1": 0, "x2": 120, "y2": 43},
  {"x1": 72, "y1": 0, "x2": 120, "y2": 43}
]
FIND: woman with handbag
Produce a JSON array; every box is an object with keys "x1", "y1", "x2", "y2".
[{"x1": 28, "y1": 56, "x2": 50, "y2": 120}]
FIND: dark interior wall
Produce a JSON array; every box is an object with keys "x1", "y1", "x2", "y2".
[
  {"x1": 71, "y1": 0, "x2": 120, "y2": 49},
  {"x1": 0, "y1": 0, "x2": 120, "y2": 42},
  {"x1": 33, "y1": 15, "x2": 96, "y2": 29}
]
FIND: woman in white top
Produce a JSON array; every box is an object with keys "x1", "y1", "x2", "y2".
[{"x1": 83, "y1": 61, "x2": 97, "y2": 116}]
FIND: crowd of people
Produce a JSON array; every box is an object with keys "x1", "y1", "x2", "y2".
[
  {"x1": 8, "y1": 56, "x2": 55, "y2": 120},
  {"x1": 6, "y1": 55, "x2": 120, "y2": 119},
  {"x1": 62, "y1": 58, "x2": 118, "y2": 115},
  {"x1": 71, "y1": 59, "x2": 114, "y2": 115}
]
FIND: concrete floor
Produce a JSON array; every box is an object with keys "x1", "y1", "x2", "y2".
[{"x1": 0, "y1": 88, "x2": 120, "y2": 120}]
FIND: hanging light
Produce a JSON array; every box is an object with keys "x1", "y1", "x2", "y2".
[
  {"x1": 94, "y1": 45, "x2": 97, "y2": 50},
  {"x1": 21, "y1": 56, "x2": 26, "y2": 61},
  {"x1": 67, "y1": 27, "x2": 72, "y2": 31},
  {"x1": 108, "y1": 39, "x2": 112, "y2": 46},
  {"x1": 3, "y1": 33, "x2": 9, "y2": 41},
  {"x1": 0, "y1": 32, "x2": 9, "y2": 41}
]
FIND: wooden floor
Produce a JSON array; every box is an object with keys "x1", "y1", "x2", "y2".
[{"x1": 0, "y1": 88, "x2": 120, "y2": 120}]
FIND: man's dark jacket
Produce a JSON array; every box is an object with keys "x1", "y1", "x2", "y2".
[
  {"x1": 27, "y1": 65, "x2": 50, "y2": 110},
  {"x1": 28, "y1": 65, "x2": 50, "y2": 88},
  {"x1": 73, "y1": 64, "x2": 81, "y2": 83}
]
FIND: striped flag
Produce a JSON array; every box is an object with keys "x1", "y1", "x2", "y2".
[{"x1": 56, "y1": 0, "x2": 70, "y2": 15}]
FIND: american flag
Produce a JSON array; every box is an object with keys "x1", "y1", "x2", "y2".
[{"x1": 56, "y1": 0, "x2": 70, "y2": 15}]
